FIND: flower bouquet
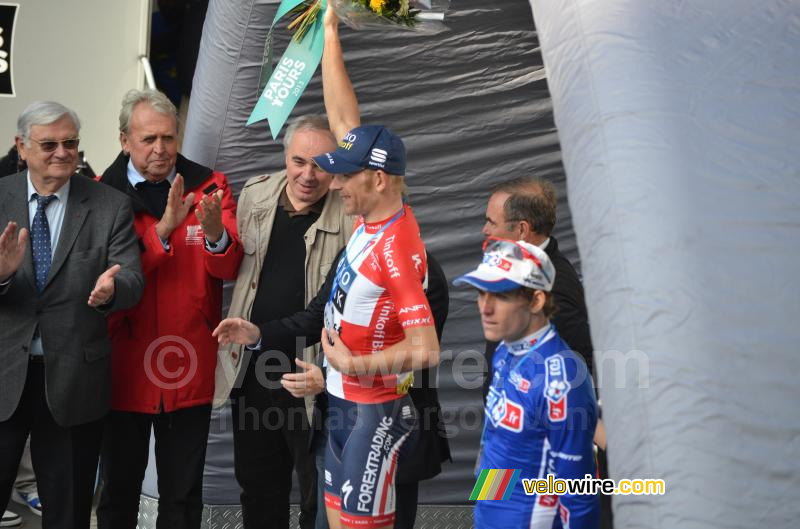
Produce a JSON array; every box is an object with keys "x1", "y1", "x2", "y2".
[{"x1": 288, "y1": 0, "x2": 447, "y2": 42}]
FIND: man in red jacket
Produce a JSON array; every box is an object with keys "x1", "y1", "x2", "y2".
[{"x1": 96, "y1": 89, "x2": 243, "y2": 529}]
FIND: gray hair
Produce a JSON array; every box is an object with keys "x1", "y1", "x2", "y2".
[
  {"x1": 118, "y1": 89, "x2": 178, "y2": 134},
  {"x1": 490, "y1": 176, "x2": 558, "y2": 237},
  {"x1": 16, "y1": 101, "x2": 81, "y2": 144},
  {"x1": 282, "y1": 115, "x2": 335, "y2": 151}
]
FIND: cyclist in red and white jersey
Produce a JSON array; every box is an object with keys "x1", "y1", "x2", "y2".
[{"x1": 311, "y1": 6, "x2": 441, "y2": 529}]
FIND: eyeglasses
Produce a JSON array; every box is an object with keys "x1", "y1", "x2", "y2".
[{"x1": 29, "y1": 137, "x2": 80, "y2": 152}]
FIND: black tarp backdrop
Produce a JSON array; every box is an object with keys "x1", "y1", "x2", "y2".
[{"x1": 184, "y1": 0, "x2": 577, "y2": 504}]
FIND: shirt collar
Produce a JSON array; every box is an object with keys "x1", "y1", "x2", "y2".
[
  {"x1": 279, "y1": 187, "x2": 326, "y2": 217},
  {"x1": 27, "y1": 171, "x2": 71, "y2": 204},
  {"x1": 503, "y1": 323, "x2": 554, "y2": 356},
  {"x1": 539, "y1": 237, "x2": 551, "y2": 251},
  {"x1": 127, "y1": 158, "x2": 176, "y2": 188}
]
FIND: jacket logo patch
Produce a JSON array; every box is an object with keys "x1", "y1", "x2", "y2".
[{"x1": 186, "y1": 225, "x2": 205, "y2": 246}]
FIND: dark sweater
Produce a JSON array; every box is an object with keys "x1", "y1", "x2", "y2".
[{"x1": 249, "y1": 202, "x2": 320, "y2": 368}]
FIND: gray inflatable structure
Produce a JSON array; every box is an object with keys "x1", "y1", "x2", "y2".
[
  {"x1": 140, "y1": 0, "x2": 800, "y2": 527},
  {"x1": 529, "y1": 0, "x2": 800, "y2": 528}
]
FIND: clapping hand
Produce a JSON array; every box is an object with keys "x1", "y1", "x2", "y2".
[
  {"x1": 88, "y1": 264, "x2": 121, "y2": 307},
  {"x1": 196, "y1": 189, "x2": 224, "y2": 243},
  {"x1": 155, "y1": 173, "x2": 195, "y2": 240},
  {"x1": 0, "y1": 222, "x2": 28, "y2": 283}
]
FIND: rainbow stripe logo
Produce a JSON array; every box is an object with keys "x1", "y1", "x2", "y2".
[{"x1": 470, "y1": 469, "x2": 522, "y2": 500}]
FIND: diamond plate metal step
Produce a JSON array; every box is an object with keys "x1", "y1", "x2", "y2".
[{"x1": 137, "y1": 496, "x2": 473, "y2": 529}]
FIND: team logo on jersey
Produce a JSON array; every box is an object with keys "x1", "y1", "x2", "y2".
[
  {"x1": 539, "y1": 494, "x2": 558, "y2": 507},
  {"x1": 509, "y1": 371, "x2": 531, "y2": 393},
  {"x1": 331, "y1": 258, "x2": 357, "y2": 315},
  {"x1": 559, "y1": 503, "x2": 571, "y2": 525},
  {"x1": 544, "y1": 355, "x2": 570, "y2": 422},
  {"x1": 487, "y1": 388, "x2": 524, "y2": 433},
  {"x1": 341, "y1": 480, "x2": 353, "y2": 508}
]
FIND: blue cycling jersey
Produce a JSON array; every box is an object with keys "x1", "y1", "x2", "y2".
[{"x1": 475, "y1": 324, "x2": 599, "y2": 529}]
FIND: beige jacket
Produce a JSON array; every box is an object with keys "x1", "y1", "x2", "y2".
[{"x1": 213, "y1": 170, "x2": 352, "y2": 421}]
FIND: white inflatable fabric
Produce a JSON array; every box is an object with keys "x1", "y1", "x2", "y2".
[{"x1": 528, "y1": 0, "x2": 800, "y2": 527}]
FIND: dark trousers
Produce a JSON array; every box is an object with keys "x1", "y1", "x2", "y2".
[
  {"x1": 232, "y1": 362, "x2": 316, "y2": 529},
  {"x1": 394, "y1": 482, "x2": 419, "y2": 529},
  {"x1": 598, "y1": 447, "x2": 614, "y2": 529},
  {"x1": 0, "y1": 361, "x2": 104, "y2": 529},
  {"x1": 96, "y1": 404, "x2": 212, "y2": 529}
]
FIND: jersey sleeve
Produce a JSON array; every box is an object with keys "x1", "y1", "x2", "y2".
[
  {"x1": 379, "y1": 225, "x2": 434, "y2": 330},
  {"x1": 541, "y1": 352, "x2": 599, "y2": 529}
]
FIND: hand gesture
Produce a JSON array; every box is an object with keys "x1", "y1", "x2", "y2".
[
  {"x1": 212, "y1": 317, "x2": 261, "y2": 346},
  {"x1": 88, "y1": 264, "x2": 120, "y2": 307},
  {"x1": 0, "y1": 222, "x2": 28, "y2": 282},
  {"x1": 321, "y1": 328, "x2": 356, "y2": 375},
  {"x1": 195, "y1": 189, "x2": 224, "y2": 243},
  {"x1": 324, "y1": 1, "x2": 340, "y2": 29},
  {"x1": 155, "y1": 173, "x2": 195, "y2": 240},
  {"x1": 281, "y1": 358, "x2": 325, "y2": 398}
]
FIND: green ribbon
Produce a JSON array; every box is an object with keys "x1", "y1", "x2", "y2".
[{"x1": 247, "y1": 0, "x2": 327, "y2": 139}]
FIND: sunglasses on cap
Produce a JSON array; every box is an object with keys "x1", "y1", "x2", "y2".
[
  {"x1": 482, "y1": 237, "x2": 553, "y2": 284},
  {"x1": 29, "y1": 137, "x2": 80, "y2": 152},
  {"x1": 483, "y1": 237, "x2": 540, "y2": 263}
]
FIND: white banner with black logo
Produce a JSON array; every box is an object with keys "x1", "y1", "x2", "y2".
[{"x1": 0, "y1": 3, "x2": 18, "y2": 97}]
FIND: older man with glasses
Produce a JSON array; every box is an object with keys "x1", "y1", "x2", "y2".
[{"x1": 0, "y1": 100, "x2": 144, "y2": 529}]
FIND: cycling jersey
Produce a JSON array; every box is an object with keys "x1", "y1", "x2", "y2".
[
  {"x1": 324, "y1": 204, "x2": 433, "y2": 403},
  {"x1": 475, "y1": 324, "x2": 599, "y2": 529},
  {"x1": 324, "y1": 394, "x2": 418, "y2": 528}
]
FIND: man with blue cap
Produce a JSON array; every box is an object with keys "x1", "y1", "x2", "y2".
[
  {"x1": 304, "y1": 5, "x2": 440, "y2": 529},
  {"x1": 454, "y1": 238, "x2": 599, "y2": 529}
]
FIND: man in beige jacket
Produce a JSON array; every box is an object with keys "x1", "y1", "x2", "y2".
[{"x1": 213, "y1": 115, "x2": 351, "y2": 529}]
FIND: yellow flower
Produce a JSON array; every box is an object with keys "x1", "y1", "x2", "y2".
[{"x1": 369, "y1": 0, "x2": 386, "y2": 14}]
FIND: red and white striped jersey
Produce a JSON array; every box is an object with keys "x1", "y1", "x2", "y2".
[{"x1": 324, "y1": 204, "x2": 434, "y2": 403}]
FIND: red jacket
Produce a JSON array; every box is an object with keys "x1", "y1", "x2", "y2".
[{"x1": 98, "y1": 153, "x2": 243, "y2": 413}]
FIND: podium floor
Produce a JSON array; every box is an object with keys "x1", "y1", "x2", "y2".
[{"x1": 137, "y1": 496, "x2": 473, "y2": 529}]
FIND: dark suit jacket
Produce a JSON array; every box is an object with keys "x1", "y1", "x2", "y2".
[
  {"x1": 257, "y1": 249, "x2": 452, "y2": 483},
  {"x1": 483, "y1": 236, "x2": 594, "y2": 396},
  {"x1": 0, "y1": 172, "x2": 144, "y2": 427}
]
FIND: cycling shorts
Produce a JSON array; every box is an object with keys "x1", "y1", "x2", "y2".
[{"x1": 323, "y1": 393, "x2": 418, "y2": 528}]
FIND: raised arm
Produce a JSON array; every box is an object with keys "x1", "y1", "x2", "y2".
[{"x1": 322, "y1": 4, "x2": 360, "y2": 141}]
